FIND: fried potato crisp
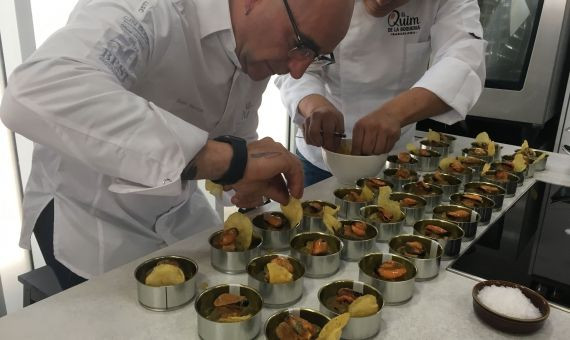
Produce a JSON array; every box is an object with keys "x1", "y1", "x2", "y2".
[
  {"x1": 316, "y1": 313, "x2": 351, "y2": 340},
  {"x1": 223, "y1": 212, "x2": 253, "y2": 251}
]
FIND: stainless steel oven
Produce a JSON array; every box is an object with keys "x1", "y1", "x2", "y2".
[
  {"x1": 470, "y1": 0, "x2": 570, "y2": 125},
  {"x1": 555, "y1": 71, "x2": 570, "y2": 155}
]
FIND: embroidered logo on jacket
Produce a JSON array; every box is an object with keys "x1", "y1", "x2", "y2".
[{"x1": 387, "y1": 10, "x2": 421, "y2": 36}]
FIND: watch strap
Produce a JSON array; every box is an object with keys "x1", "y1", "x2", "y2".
[{"x1": 211, "y1": 135, "x2": 248, "y2": 186}]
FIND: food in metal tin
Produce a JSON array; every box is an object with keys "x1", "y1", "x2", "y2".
[
  {"x1": 446, "y1": 209, "x2": 471, "y2": 222},
  {"x1": 397, "y1": 152, "x2": 412, "y2": 163},
  {"x1": 398, "y1": 241, "x2": 426, "y2": 258},
  {"x1": 339, "y1": 221, "x2": 367, "y2": 240},
  {"x1": 213, "y1": 228, "x2": 239, "y2": 251},
  {"x1": 364, "y1": 178, "x2": 390, "y2": 190},
  {"x1": 460, "y1": 194, "x2": 484, "y2": 208},
  {"x1": 408, "y1": 181, "x2": 436, "y2": 196},
  {"x1": 304, "y1": 201, "x2": 324, "y2": 215},
  {"x1": 275, "y1": 315, "x2": 321, "y2": 340},
  {"x1": 399, "y1": 197, "x2": 418, "y2": 207},
  {"x1": 427, "y1": 172, "x2": 450, "y2": 185},
  {"x1": 367, "y1": 206, "x2": 395, "y2": 223},
  {"x1": 377, "y1": 260, "x2": 407, "y2": 280},
  {"x1": 265, "y1": 257, "x2": 295, "y2": 284},
  {"x1": 327, "y1": 288, "x2": 363, "y2": 313},
  {"x1": 217, "y1": 212, "x2": 253, "y2": 251},
  {"x1": 440, "y1": 158, "x2": 467, "y2": 173},
  {"x1": 474, "y1": 132, "x2": 497, "y2": 156},
  {"x1": 282, "y1": 197, "x2": 303, "y2": 226},
  {"x1": 263, "y1": 213, "x2": 287, "y2": 229},
  {"x1": 144, "y1": 259, "x2": 185, "y2": 287},
  {"x1": 304, "y1": 238, "x2": 330, "y2": 256},
  {"x1": 478, "y1": 184, "x2": 500, "y2": 194},
  {"x1": 395, "y1": 168, "x2": 412, "y2": 179},
  {"x1": 208, "y1": 293, "x2": 252, "y2": 323},
  {"x1": 424, "y1": 224, "x2": 450, "y2": 239},
  {"x1": 342, "y1": 187, "x2": 374, "y2": 203}
]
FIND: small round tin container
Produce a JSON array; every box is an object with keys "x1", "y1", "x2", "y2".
[
  {"x1": 463, "y1": 147, "x2": 494, "y2": 164},
  {"x1": 450, "y1": 193, "x2": 495, "y2": 225},
  {"x1": 471, "y1": 142, "x2": 503, "y2": 161},
  {"x1": 410, "y1": 149, "x2": 442, "y2": 171},
  {"x1": 441, "y1": 166, "x2": 474, "y2": 188},
  {"x1": 481, "y1": 170, "x2": 519, "y2": 197},
  {"x1": 301, "y1": 200, "x2": 338, "y2": 233},
  {"x1": 318, "y1": 280, "x2": 384, "y2": 339},
  {"x1": 135, "y1": 255, "x2": 198, "y2": 311},
  {"x1": 515, "y1": 148, "x2": 548, "y2": 171},
  {"x1": 335, "y1": 220, "x2": 378, "y2": 261},
  {"x1": 247, "y1": 254, "x2": 305, "y2": 308},
  {"x1": 265, "y1": 308, "x2": 330, "y2": 340},
  {"x1": 195, "y1": 284, "x2": 263, "y2": 340},
  {"x1": 386, "y1": 154, "x2": 419, "y2": 171},
  {"x1": 433, "y1": 205, "x2": 480, "y2": 240},
  {"x1": 209, "y1": 231, "x2": 263, "y2": 274},
  {"x1": 290, "y1": 232, "x2": 343, "y2": 278},
  {"x1": 333, "y1": 188, "x2": 374, "y2": 220},
  {"x1": 459, "y1": 156, "x2": 486, "y2": 181},
  {"x1": 389, "y1": 192, "x2": 427, "y2": 226},
  {"x1": 389, "y1": 234, "x2": 443, "y2": 281},
  {"x1": 355, "y1": 177, "x2": 394, "y2": 197},
  {"x1": 360, "y1": 205, "x2": 406, "y2": 242},
  {"x1": 420, "y1": 139, "x2": 450, "y2": 156},
  {"x1": 464, "y1": 181, "x2": 506, "y2": 211},
  {"x1": 440, "y1": 134, "x2": 457, "y2": 152},
  {"x1": 252, "y1": 212, "x2": 300, "y2": 251},
  {"x1": 502, "y1": 154, "x2": 536, "y2": 180},
  {"x1": 403, "y1": 182, "x2": 443, "y2": 211},
  {"x1": 358, "y1": 253, "x2": 417, "y2": 305},
  {"x1": 382, "y1": 168, "x2": 419, "y2": 191},
  {"x1": 491, "y1": 162, "x2": 530, "y2": 186},
  {"x1": 423, "y1": 173, "x2": 462, "y2": 202},
  {"x1": 413, "y1": 219, "x2": 464, "y2": 260}
]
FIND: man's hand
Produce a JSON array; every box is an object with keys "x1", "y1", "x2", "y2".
[
  {"x1": 228, "y1": 137, "x2": 304, "y2": 208},
  {"x1": 352, "y1": 108, "x2": 402, "y2": 155},
  {"x1": 298, "y1": 94, "x2": 344, "y2": 151}
]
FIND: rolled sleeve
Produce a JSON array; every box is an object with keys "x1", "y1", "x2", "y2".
[{"x1": 275, "y1": 71, "x2": 327, "y2": 126}]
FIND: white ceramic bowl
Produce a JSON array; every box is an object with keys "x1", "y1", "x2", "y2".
[{"x1": 322, "y1": 139, "x2": 387, "y2": 185}]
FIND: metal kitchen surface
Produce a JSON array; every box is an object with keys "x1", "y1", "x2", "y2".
[{"x1": 449, "y1": 181, "x2": 570, "y2": 312}]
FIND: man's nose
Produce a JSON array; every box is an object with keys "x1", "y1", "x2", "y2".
[{"x1": 287, "y1": 58, "x2": 313, "y2": 79}]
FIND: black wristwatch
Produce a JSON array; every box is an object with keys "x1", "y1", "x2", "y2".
[{"x1": 211, "y1": 135, "x2": 248, "y2": 186}]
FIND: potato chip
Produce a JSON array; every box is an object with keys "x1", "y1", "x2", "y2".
[
  {"x1": 475, "y1": 132, "x2": 492, "y2": 145},
  {"x1": 266, "y1": 262, "x2": 293, "y2": 283},
  {"x1": 348, "y1": 294, "x2": 379, "y2": 317},
  {"x1": 513, "y1": 153, "x2": 527, "y2": 172},
  {"x1": 535, "y1": 152, "x2": 547, "y2": 162},
  {"x1": 316, "y1": 313, "x2": 351, "y2": 340},
  {"x1": 360, "y1": 185, "x2": 374, "y2": 202},
  {"x1": 205, "y1": 180, "x2": 223, "y2": 197},
  {"x1": 406, "y1": 143, "x2": 417, "y2": 152},
  {"x1": 377, "y1": 186, "x2": 392, "y2": 204},
  {"x1": 377, "y1": 187, "x2": 402, "y2": 220},
  {"x1": 219, "y1": 314, "x2": 252, "y2": 323},
  {"x1": 323, "y1": 206, "x2": 341, "y2": 234},
  {"x1": 521, "y1": 140, "x2": 529, "y2": 151},
  {"x1": 323, "y1": 205, "x2": 339, "y2": 216},
  {"x1": 438, "y1": 157, "x2": 455, "y2": 171},
  {"x1": 487, "y1": 141, "x2": 496, "y2": 156},
  {"x1": 223, "y1": 212, "x2": 253, "y2": 251},
  {"x1": 426, "y1": 129, "x2": 441, "y2": 142},
  {"x1": 145, "y1": 263, "x2": 185, "y2": 287},
  {"x1": 281, "y1": 197, "x2": 303, "y2": 226},
  {"x1": 481, "y1": 163, "x2": 491, "y2": 175}
]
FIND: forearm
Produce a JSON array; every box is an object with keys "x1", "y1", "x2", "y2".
[
  {"x1": 182, "y1": 140, "x2": 233, "y2": 180},
  {"x1": 383, "y1": 87, "x2": 451, "y2": 127},
  {"x1": 298, "y1": 94, "x2": 336, "y2": 118}
]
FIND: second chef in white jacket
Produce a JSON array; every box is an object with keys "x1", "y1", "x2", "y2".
[{"x1": 276, "y1": 0, "x2": 486, "y2": 186}]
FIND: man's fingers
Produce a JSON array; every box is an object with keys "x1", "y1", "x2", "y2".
[
  {"x1": 361, "y1": 128, "x2": 377, "y2": 155},
  {"x1": 307, "y1": 116, "x2": 323, "y2": 147},
  {"x1": 281, "y1": 156, "x2": 304, "y2": 199},
  {"x1": 321, "y1": 116, "x2": 337, "y2": 151},
  {"x1": 351, "y1": 124, "x2": 364, "y2": 155},
  {"x1": 262, "y1": 175, "x2": 290, "y2": 204}
]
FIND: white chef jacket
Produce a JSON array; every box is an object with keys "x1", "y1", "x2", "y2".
[
  {"x1": 0, "y1": 0, "x2": 268, "y2": 278},
  {"x1": 276, "y1": 0, "x2": 486, "y2": 170}
]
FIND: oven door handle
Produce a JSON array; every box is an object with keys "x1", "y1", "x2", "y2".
[{"x1": 563, "y1": 145, "x2": 570, "y2": 155}]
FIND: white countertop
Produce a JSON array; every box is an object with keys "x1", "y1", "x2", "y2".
[{"x1": 1, "y1": 137, "x2": 569, "y2": 340}]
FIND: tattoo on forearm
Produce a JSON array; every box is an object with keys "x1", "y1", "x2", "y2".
[{"x1": 250, "y1": 151, "x2": 282, "y2": 159}]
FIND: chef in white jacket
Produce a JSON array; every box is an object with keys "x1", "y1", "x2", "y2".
[
  {"x1": 276, "y1": 0, "x2": 486, "y2": 186},
  {"x1": 0, "y1": 0, "x2": 354, "y2": 289}
]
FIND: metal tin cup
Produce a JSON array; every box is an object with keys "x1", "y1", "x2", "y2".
[
  {"x1": 135, "y1": 255, "x2": 198, "y2": 311},
  {"x1": 490, "y1": 162, "x2": 528, "y2": 186},
  {"x1": 515, "y1": 148, "x2": 548, "y2": 171},
  {"x1": 209, "y1": 231, "x2": 263, "y2": 274},
  {"x1": 360, "y1": 205, "x2": 406, "y2": 242},
  {"x1": 355, "y1": 178, "x2": 394, "y2": 200},
  {"x1": 463, "y1": 147, "x2": 494, "y2": 164},
  {"x1": 459, "y1": 156, "x2": 486, "y2": 181},
  {"x1": 318, "y1": 280, "x2": 384, "y2": 339},
  {"x1": 464, "y1": 182, "x2": 506, "y2": 211},
  {"x1": 333, "y1": 188, "x2": 374, "y2": 219},
  {"x1": 403, "y1": 182, "x2": 443, "y2": 211},
  {"x1": 440, "y1": 134, "x2": 457, "y2": 153},
  {"x1": 290, "y1": 232, "x2": 343, "y2": 278},
  {"x1": 389, "y1": 192, "x2": 427, "y2": 226},
  {"x1": 252, "y1": 212, "x2": 300, "y2": 251},
  {"x1": 386, "y1": 154, "x2": 419, "y2": 171},
  {"x1": 481, "y1": 170, "x2": 519, "y2": 197},
  {"x1": 441, "y1": 166, "x2": 474, "y2": 188},
  {"x1": 413, "y1": 219, "x2": 464, "y2": 260},
  {"x1": 195, "y1": 284, "x2": 263, "y2": 340},
  {"x1": 301, "y1": 200, "x2": 338, "y2": 233},
  {"x1": 389, "y1": 234, "x2": 443, "y2": 281},
  {"x1": 410, "y1": 149, "x2": 442, "y2": 172},
  {"x1": 335, "y1": 220, "x2": 378, "y2": 261},
  {"x1": 450, "y1": 193, "x2": 495, "y2": 225},
  {"x1": 423, "y1": 173, "x2": 462, "y2": 202},
  {"x1": 502, "y1": 155, "x2": 536, "y2": 179},
  {"x1": 358, "y1": 253, "x2": 417, "y2": 305},
  {"x1": 246, "y1": 254, "x2": 304, "y2": 308},
  {"x1": 420, "y1": 140, "x2": 450, "y2": 156},
  {"x1": 382, "y1": 168, "x2": 419, "y2": 191},
  {"x1": 265, "y1": 308, "x2": 330, "y2": 340},
  {"x1": 433, "y1": 205, "x2": 480, "y2": 240},
  {"x1": 471, "y1": 142, "x2": 503, "y2": 162}
]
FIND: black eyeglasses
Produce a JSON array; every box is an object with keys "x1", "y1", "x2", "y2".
[{"x1": 282, "y1": 0, "x2": 335, "y2": 66}]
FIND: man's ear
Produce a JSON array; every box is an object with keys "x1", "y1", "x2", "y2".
[{"x1": 245, "y1": 0, "x2": 261, "y2": 15}]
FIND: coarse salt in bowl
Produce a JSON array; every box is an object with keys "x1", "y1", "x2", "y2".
[
  {"x1": 477, "y1": 285, "x2": 541, "y2": 319},
  {"x1": 322, "y1": 139, "x2": 387, "y2": 185}
]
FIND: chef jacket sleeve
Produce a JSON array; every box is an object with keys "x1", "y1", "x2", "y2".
[
  {"x1": 412, "y1": 0, "x2": 486, "y2": 125},
  {"x1": 274, "y1": 68, "x2": 327, "y2": 126},
  {"x1": 0, "y1": 0, "x2": 208, "y2": 195}
]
